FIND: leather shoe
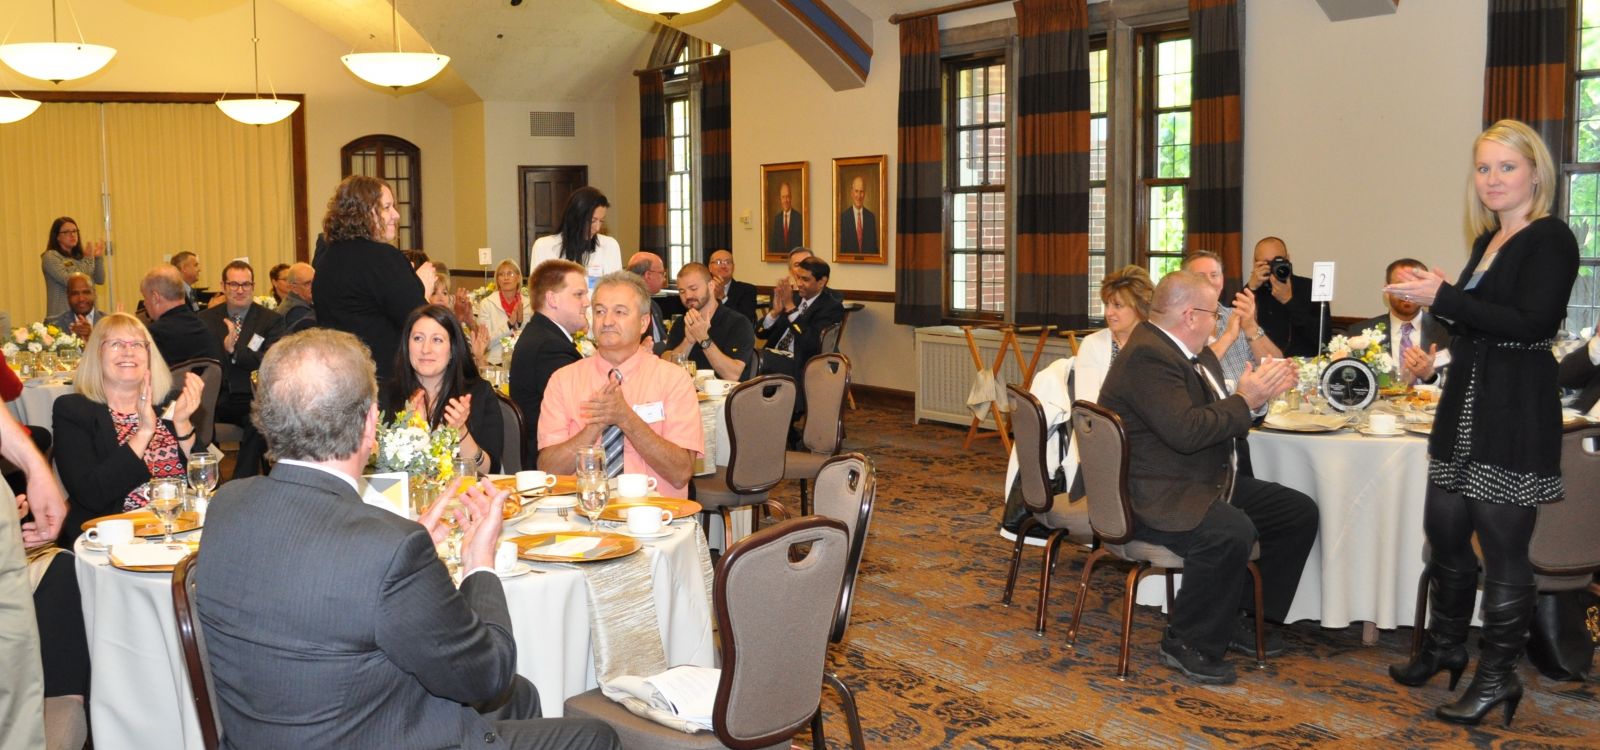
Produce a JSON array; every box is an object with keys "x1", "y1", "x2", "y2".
[
  {"x1": 1160, "y1": 630, "x2": 1237, "y2": 685},
  {"x1": 1228, "y1": 617, "x2": 1287, "y2": 658}
]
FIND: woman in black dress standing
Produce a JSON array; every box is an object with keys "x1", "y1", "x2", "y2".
[{"x1": 1385, "y1": 119, "x2": 1579, "y2": 726}]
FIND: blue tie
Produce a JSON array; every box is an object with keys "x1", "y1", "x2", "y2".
[{"x1": 601, "y1": 368, "x2": 625, "y2": 477}]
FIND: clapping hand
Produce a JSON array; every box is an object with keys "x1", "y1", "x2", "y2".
[
  {"x1": 1402, "y1": 343, "x2": 1438, "y2": 384},
  {"x1": 136, "y1": 373, "x2": 159, "y2": 437},
  {"x1": 83, "y1": 239, "x2": 105, "y2": 258},
  {"x1": 170, "y1": 372, "x2": 204, "y2": 427},
  {"x1": 407, "y1": 388, "x2": 429, "y2": 417},
  {"x1": 1233, "y1": 287, "x2": 1259, "y2": 327},
  {"x1": 579, "y1": 378, "x2": 631, "y2": 431},
  {"x1": 1235, "y1": 358, "x2": 1297, "y2": 410},
  {"x1": 442, "y1": 393, "x2": 472, "y2": 431},
  {"x1": 222, "y1": 318, "x2": 240, "y2": 354},
  {"x1": 419, "y1": 479, "x2": 507, "y2": 570},
  {"x1": 772, "y1": 277, "x2": 795, "y2": 315},
  {"x1": 683, "y1": 309, "x2": 711, "y2": 342},
  {"x1": 69, "y1": 315, "x2": 93, "y2": 339},
  {"x1": 1384, "y1": 266, "x2": 1447, "y2": 307}
]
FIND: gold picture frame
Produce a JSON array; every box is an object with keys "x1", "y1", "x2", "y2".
[
  {"x1": 760, "y1": 161, "x2": 809, "y2": 262},
  {"x1": 831, "y1": 154, "x2": 888, "y2": 264}
]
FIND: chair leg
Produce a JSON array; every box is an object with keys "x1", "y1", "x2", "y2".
[
  {"x1": 1247, "y1": 562, "x2": 1267, "y2": 670},
  {"x1": 764, "y1": 499, "x2": 790, "y2": 523},
  {"x1": 721, "y1": 508, "x2": 736, "y2": 544},
  {"x1": 810, "y1": 706, "x2": 826, "y2": 749},
  {"x1": 799, "y1": 479, "x2": 811, "y2": 516},
  {"x1": 1066, "y1": 547, "x2": 1112, "y2": 647},
  {"x1": 1001, "y1": 518, "x2": 1037, "y2": 607},
  {"x1": 1164, "y1": 570, "x2": 1176, "y2": 620},
  {"x1": 824, "y1": 671, "x2": 866, "y2": 750},
  {"x1": 1409, "y1": 563, "x2": 1431, "y2": 660},
  {"x1": 1035, "y1": 530, "x2": 1069, "y2": 636},
  {"x1": 1118, "y1": 562, "x2": 1150, "y2": 680}
]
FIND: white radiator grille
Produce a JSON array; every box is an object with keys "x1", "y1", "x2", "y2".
[{"x1": 914, "y1": 326, "x2": 1075, "y2": 429}]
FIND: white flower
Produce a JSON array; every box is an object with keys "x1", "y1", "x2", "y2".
[
  {"x1": 30, "y1": 322, "x2": 45, "y2": 335},
  {"x1": 2, "y1": 343, "x2": 16, "y2": 358},
  {"x1": 26, "y1": 342, "x2": 41, "y2": 353},
  {"x1": 1347, "y1": 335, "x2": 1370, "y2": 351},
  {"x1": 254, "y1": 295, "x2": 277, "y2": 310},
  {"x1": 576, "y1": 339, "x2": 595, "y2": 357},
  {"x1": 1376, "y1": 353, "x2": 1396, "y2": 374}
]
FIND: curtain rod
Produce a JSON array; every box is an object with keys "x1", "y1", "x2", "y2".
[
  {"x1": 889, "y1": 0, "x2": 1012, "y2": 25},
  {"x1": 632, "y1": 53, "x2": 726, "y2": 77}
]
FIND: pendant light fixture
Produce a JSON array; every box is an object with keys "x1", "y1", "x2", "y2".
[
  {"x1": 216, "y1": 0, "x2": 298, "y2": 126},
  {"x1": 0, "y1": 94, "x2": 42, "y2": 124},
  {"x1": 340, "y1": 0, "x2": 449, "y2": 89},
  {"x1": 613, "y1": 0, "x2": 723, "y2": 18},
  {"x1": 0, "y1": 0, "x2": 117, "y2": 83}
]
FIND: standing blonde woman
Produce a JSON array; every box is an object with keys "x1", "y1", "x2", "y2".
[{"x1": 1384, "y1": 119, "x2": 1579, "y2": 727}]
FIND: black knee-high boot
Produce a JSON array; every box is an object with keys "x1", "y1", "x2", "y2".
[
  {"x1": 1390, "y1": 562, "x2": 1476, "y2": 689},
  {"x1": 1436, "y1": 580, "x2": 1536, "y2": 727}
]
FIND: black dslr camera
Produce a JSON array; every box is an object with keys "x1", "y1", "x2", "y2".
[{"x1": 1268, "y1": 256, "x2": 1293, "y2": 283}]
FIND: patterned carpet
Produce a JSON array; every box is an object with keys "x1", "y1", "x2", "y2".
[{"x1": 777, "y1": 398, "x2": 1600, "y2": 749}]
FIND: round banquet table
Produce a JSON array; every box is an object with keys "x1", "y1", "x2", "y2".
[
  {"x1": 74, "y1": 518, "x2": 714, "y2": 749},
  {"x1": 1135, "y1": 426, "x2": 1481, "y2": 632},
  {"x1": 6, "y1": 377, "x2": 73, "y2": 434}
]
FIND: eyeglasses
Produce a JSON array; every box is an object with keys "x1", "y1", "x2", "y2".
[
  {"x1": 1190, "y1": 306, "x2": 1221, "y2": 321},
  {"x1": 104, "y1": 339, "x2": 149, "y2": 352},
  {"x1": 224, "y1": 281, "x2": 255, "y2": 291},
  {"x1": 709, "y1": 259, "x2": 732, "y2": 266}
]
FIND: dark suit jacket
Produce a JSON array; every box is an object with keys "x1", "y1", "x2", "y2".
[
  {"x1": 509, "y1": 313, "x2": 581, "y2": 459},
  {"x1": 313, "y1": 238, "x2": 426, "y2": 383},
  {"x1": 646, "y1": 299, "x2": 669, "y2": 355},
  {"x1": 838, "y1": 207, "x2": 878, "y2": 255},
  {"x1": 721, "y1": 279, "x2": 759, "y2": 325},
  {"x1": 1559, "y1": 340, "x2": 1600, "y2": 413},
  {"x1": 756, "y1": 289, "x2": 845, "y2": 368},
  {"x1": 200, "y1": 303, "x2": 286, "y2": 399},
  {"x1": 278, "y1": 294, "x2": 316, "y2": 332},
  {"x1": 768, "y1": 209, "x2": 804, "y2": 254},
  {"x1": 148, "y1": 305, "x2": 226, "y2": 367},
  {"x1": 1253, "y1": 275, "x2": 1331, "y2": 357},
  {"x1": 53, "y1": 394, "x2": 198, "y2": 547},
  {"x1": 195, "y1": 464, "x2": 519, "y2": 749},
  {"x1": 1097, "y1": 322, "x2": 1255, "y2": 533},
  {"x1": 1353, "y1": 312, "x2": 1451, "y2": 373},
  {"x1": 48, "y1": 308, "x2": 106, "y2": 333}
]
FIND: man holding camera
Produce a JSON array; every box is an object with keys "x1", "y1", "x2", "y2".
[{"x1": 1249, "y1": 237, "x2": 1332, "y2": 358}]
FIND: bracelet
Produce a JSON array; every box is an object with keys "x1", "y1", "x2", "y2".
[
  {"x1": 172, "y1": 427, "x2": 195, "y2": 441},
  {"x1": 473, "y1": 449, "x2": 486, "y2": 466}
]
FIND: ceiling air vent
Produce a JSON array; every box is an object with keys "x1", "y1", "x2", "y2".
[{"x1": 529, "y1": 111, "x2": 575, "y2": 138}]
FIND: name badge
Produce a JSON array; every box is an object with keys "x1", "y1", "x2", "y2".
[
  {"x1": 247, "y1": 333, "x2": 265, "y2": 352},
  {"x1": 633, "y1": 401, "x2": 665, "y2": 424}
]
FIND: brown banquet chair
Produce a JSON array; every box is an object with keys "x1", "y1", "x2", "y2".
[
  {"x1": 172, "y1": 552, "x2": 224, "y2": 750},
  {"x1": 493, "y1": 390, "x2": 528, "y2": 473},
  {"x1": 808, "y1": 453, "x2": 876, "y2": 750},
  {"x1": 692, "y1": 375, "x2": 795, "y2": 541},
  {"x1": 783, "y1": 353, "x2": 850, "y2": 516}
]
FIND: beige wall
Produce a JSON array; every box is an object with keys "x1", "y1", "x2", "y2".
[
  {"x1": 1241, "y1": 1, "x2": 1486, "y2": 318},
  {"x1": 452, "y1": 101, "x2": 488, "y2": 272}
]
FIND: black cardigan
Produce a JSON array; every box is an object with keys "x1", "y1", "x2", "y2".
[
  {"x1": 381, "y1": 378, "x2": 506, "y2": 474},
  {"x1": 1429, "y1": 215, "x2": 1579, "y2": 499},
  {"x1": 53, "y1": 393, "x2": 202, "y2": 547},
  {"x1": 312, "y1": 238, "x2": 425, "y2": 384}
]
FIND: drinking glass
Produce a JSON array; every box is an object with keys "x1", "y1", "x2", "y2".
[
  {"x1": 452, "y1": 455, "x2": 476, "y2": 491},
  {"x1": 576, "y1": 470, "x2": 609, "y2": 529},
  {"x1": 145, "y1": 478, "x2": 184, "y2": 543},
  {"x1": 13, "y1": 351, "x2": 35, "y2": 378},
  {"x1": 38, "y1": 351, "x2": 58, "y2": 374},
  {"x1": 57, "y1": 348, "x2": 80, "y2": 374},
  {"x1": 441, "y1": 497, "x2": 466, "y2": 571},
  {"x1": 187, "y1": 453, "x2": 219, "y2": 503}
]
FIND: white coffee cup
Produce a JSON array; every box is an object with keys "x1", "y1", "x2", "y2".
[
  {"x1": 626, "y1": 505, "x2": 674, "y2": 535},
  {"x1": 616, "y1": 473, "x2": 658, "y2": 499},
  {"x1": 85, "y1": 519, "x2": 135, "y2": 547},
  {"x1": 1369, "y1": 413, "x2": 1398, "y2": 433},
  {"x1": 495, "y1": 541, "x2": 518, "y2": 573},
  {"x1": 695, "y1": 369, "x2": 715, "y2": 388},
  {"x1": 704, "y1": 379, "x2": 735, "y2": 397},
  {"x1": 516, "y1": 470, "x2": 558, "y2": 493}
]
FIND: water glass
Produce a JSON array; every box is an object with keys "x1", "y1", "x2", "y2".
[
  {"x1": 187, "y1": 453, "x2": 219, "y2": 501},
  {"x1": 57, "y1": 348, "x2": 80, "y2": 374},
  {"x1": 145, "y1": 478, "x2": 184, "y2": 543},
  {"x1": 38, "y1": 351, "x2": 58, "y2": 374},
  {"x1": 575, "y1": 446, "x2": 605, "y2": 476},
  {"x1": 576, "y1": 470, "x2": 609, "y2": 528}
]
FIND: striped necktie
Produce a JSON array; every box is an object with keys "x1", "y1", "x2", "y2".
[{"x1": 601, "y1": 368, "x2": 625, "y2": 477}]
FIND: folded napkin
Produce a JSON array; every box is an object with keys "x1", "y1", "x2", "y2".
[
  {"x1": 1263, "y1": 412, "x2": 1351, "y2": 431},
  {"x1": 110, "y1": 542, "x2": 192, "y2": 568},
  {"x1": 606, "y1": 666, "x2": 719, "y2": 732},
  {"x1": 528, "y1": 535, "x2": 607, "y2": 559}
]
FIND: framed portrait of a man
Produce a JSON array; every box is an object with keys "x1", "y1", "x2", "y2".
[
  {"x1": 832, "y1": 155, "x2": 887, "y2": 264},
  {"x1": 761, "y1": 162, "x2": 808, "y2": 262}
]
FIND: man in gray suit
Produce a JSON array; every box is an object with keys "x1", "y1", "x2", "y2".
[
  {"x1": 1352, "y1": 258, "x2": 1452, "y2": 386},
  {"x1": 47, "y1": 273, "x2": 106, "y2": 339},
  {"x1": 1098, "y1": 271, "x2": 1318, "y2": 685},
  {"x1": 195, "y1": 329, "x2": 618, "y2": 750}
]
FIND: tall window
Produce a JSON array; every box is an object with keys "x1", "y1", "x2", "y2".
[
  {"x1": 1567, "y1": 0, "x2": 1600, "y2": 332},
  {"x1": 341, "y1": 135, "x2": 421, "y2": 250},
  {"x1": 1139, "y1": 33, "x2": 1192, "y2": 281},
  {"x1": 1087, "y1": 45, "x2": 1110, "y2": 318},
  {"x1": 946, "y1": 57, "x2": 1009, "y2": 318},
  {"x1": 665, "y1": 95, "x2": 694, "y2": 275}
]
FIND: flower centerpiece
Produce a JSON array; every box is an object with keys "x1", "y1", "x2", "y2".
[
  {"x1": 4, "y1": 323, "x2": 84, "y2": 359},
  {"x1": 372, "y1": 408, "x2": 461, "y2": 513},
  {"x1": 573, "y1": 329, "x2": 595, "y2": 358},
  {"x1": 1326, "y1": 323, "x2": 1397, "y2": 388},
  {"x1": 253, "y1": 295, "x2": 278, "y2": 310}
]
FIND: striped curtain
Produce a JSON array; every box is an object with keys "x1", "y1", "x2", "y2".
[
  {"x1": 1483, "y1": 0, "x2": 1569, "y2": 158},
  {"x1": 639, "y1": 71, "x2": 668, "y2": 255},
  {"x1": 1188, "y1": 0, "x2": 1244, "y2": 281},
  {"x1": 699, "y1": 54, "x2": 732, "y2": 257},
  {"x1": 893, "y1": 16, "x2": 944, "y2": 327},
  {"x1": 1013, "y1": 0, "x2": 1088, "y2": 328}
]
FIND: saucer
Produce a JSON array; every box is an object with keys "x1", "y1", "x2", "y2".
[
  {"x1": 1358, "y1": 426, "x2": 1405, "y2": 437},
  {"x1": 82, "y1": 537, "x2": 145, "y2": 552},
  {"x1": 496, "y1": 562, "x2": 534, "y2": 579},
  {"x1": 616, "y1": 527, "x2": 673, "y2": 539},
  {"x1": 534, "y1": 495, "x2": 578, "y2": 510}
]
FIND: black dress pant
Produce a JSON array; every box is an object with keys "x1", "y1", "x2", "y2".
[
  {"x1": 482, "y1": 676, "x2": 619, "y2": 750},
  {"x1": 1134, "y1": 476, "x2": 1320, "y2": 660}
]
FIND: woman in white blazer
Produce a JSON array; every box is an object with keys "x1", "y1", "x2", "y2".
[{"x1": 474, "y1": 260, "x2": 533, "y2": 365}]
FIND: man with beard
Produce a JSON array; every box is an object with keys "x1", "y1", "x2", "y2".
[{"x1": 663, "y1": 262, "x2": 754, "y2": 381}]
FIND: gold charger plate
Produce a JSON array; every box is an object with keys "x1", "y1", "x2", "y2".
[
  {"x1": 492, "y1": 474, "x2": 579, "y2": 497},
  {"x1": 511, "y1": 531, "x2": 640, "y2": 563},
  {"x1": 82, "y1": 511, "x2": 202, "y2": 538},
  {"x1": 598, "y1": 497, "x2": 702, "y2": 523},
  {"x1": 108, "y1": 541, "x2": 199, "y2": 573},
  {"x1": 1403, "y1": 422, "x2": 1433, "y2": 436}
]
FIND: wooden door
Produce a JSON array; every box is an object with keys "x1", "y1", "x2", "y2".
[{"x1": 519, "y1": 166, "x2": 587, "y2": 268}]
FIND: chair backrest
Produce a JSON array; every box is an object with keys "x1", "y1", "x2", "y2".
[
  {"x1": 1008, "y1": 384, "x2": 1056, "y2": 516},
  {"x1": 713, "y1": 516, "x2": 849, "y2": 750},
  {"x1": 1530, "y1": 424, "x2": 1600, "y2": 576},
  {"x1": 724, "y1": 375, "x2": 795, "y2": 493},
  {"x1": 800, "y1": 353, "x2": 850, "y2": 454},
  {"x1": 493, "y1": 390, "x2": 527, "y2": 473},
  {"x1": 818, "y1": 322, "x2": 843, "y2": 355},
  {"x1": 170, "y1": 358, "x2": 223, "y2": 449},
  {"x1": 1070, "y1": 400, "x2": 1135, "y2": 544},
  {"x1": 171, "y1": 553, "x2": 223, "y2": 750},
  {"x1": 811, "y1": 453, "x2": 875, "y2": 644}
]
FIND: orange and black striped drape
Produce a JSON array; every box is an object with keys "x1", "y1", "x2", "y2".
[
  {"x1": 639, "y1": 71, "x2": 668, "y2": 255},
  {"x1": 1013, "y1": 0, "x2": 1089, "y2": 327},
  {"x1": 699, "y1": 55, "x2": 732, "y2": 258},
  {"x1": 1484, "y1": 0, "x2": 1569, "y2": 159},
  {"x1": 1188, "y1": 0, "x2": 1244, "y2": 281},
  {"x1": 894, "y1": 16, "x2": 944, "y2": 327}
]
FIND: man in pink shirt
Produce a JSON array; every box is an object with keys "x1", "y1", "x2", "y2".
[{"x1": 536, "y1": 272, "x2": 702, "y2": 497}]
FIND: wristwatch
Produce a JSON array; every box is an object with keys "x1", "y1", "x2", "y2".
[
  {"x1": 698, "y1": 339, "x2": 713, "y2": 350},
  {"x1": 1247, "y1": 328, "x2": 1266, "y2": 343}
]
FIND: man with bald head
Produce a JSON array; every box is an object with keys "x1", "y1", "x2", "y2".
[
  {"x1": 48, "y1": 272, "x2": 105, "y2": 338},
  {"x1": 768, "y1": 182, "x2": 804, "y2": 254},
  {"x1": 838, "y1": 176, "x2": 878, "y2": 254},
  {"x1": 278, "y1": 262, "x2": 317, "y2": 332},
  {"x1": 625, "y1": 251, "x2": 669, "y2": 354},
  {"x1": 141, "y1": 265, "x2": 224, "y2": 366},
  {"x1": 707, "y1": 249, "x2": 757, "y2": 324},
  {"x1": 1098, "y1": 271, "x2": 1318, "y2": 685},
  {"x1": 1248, "y1": 236, "x2": 1331, "y2": 357}
]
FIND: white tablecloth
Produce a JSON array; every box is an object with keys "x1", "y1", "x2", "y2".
[
  {"x1": 1136, "y1": 428, "x2": 1468, "y2": 629},
  {"x1": 694, "y1": 395, "x2": 731, "y2": 476},
  {"x1": 6, "y1": 379, "x2": 73, "y2": 434},
  {"x1": 74, "y1": 519, "x2": 714, "y2": 749}
]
